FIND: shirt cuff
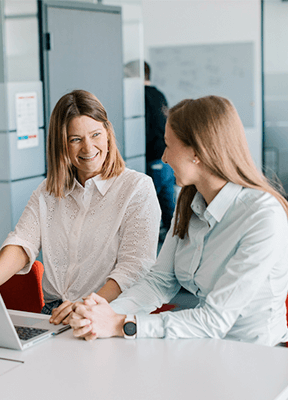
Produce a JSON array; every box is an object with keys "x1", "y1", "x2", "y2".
[
  {"x1": 110, "y1": 300, "x2": 128, "y2": 315},
  {"x1": 136, "y1": 313, "x2": 165, "y2": 338}
]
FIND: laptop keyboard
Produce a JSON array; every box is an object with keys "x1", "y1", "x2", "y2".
[{"x1": 14, "y1": 326, "x2": 49, "y2": 341}]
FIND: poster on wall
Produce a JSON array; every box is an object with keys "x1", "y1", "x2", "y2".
[{"x1": 16, "y1": 92, "x2": 39, "y2": 149}]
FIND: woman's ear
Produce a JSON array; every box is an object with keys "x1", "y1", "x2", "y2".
[{"x1": 191, "y1": 151, "x2": 200, "y2": 165}]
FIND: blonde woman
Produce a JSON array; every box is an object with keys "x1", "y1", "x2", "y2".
[
  {"x1": 0, "y1": 90, "x2": 161, "y2": 324},
  {"x1": 69, "y1": 95, "x2": 288, "y2": 346}
]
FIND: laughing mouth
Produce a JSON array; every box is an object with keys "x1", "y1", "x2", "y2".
[{"x1": 79, "y1": 153, "x2": 98, "y2": 160}]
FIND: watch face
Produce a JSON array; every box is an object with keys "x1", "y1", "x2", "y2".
[{"x1": 124, "y1": 321, "x2": 137, "y2": 336}]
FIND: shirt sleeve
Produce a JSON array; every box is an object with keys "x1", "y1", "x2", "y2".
[
  {"x1": 110, "y1": 224, "x2": 181, "y2": 314},
  {"x1": 134, "y1": 201, "x2": 288, "y2": 339},
  {"x1": 1, "y1": 184, "x2": 42, "y2": 274},
  {"x1": 107, "y1": 174, "x2": 161, "y2": 292}
]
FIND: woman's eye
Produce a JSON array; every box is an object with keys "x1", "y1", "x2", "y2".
[
  {"x1": 93, "y1": 132, "x2": 100, "y2": 137},
  {"x1": 70, "y1": 138, "x2": 80, "y2": 143}
]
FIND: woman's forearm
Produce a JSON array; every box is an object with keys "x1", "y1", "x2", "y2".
[
  {"x1": 96, "y1": 278, "x2": 122, "y2": 303},
  {"x1": 0, "y1": 245, "x2": 29, "y2": 285}
]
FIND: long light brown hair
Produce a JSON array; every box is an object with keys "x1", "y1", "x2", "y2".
[
  {"x1": 46, "y1": 90, "x2": 125, "y2": 198},
  {"x1": 169, "y1": 96, "x2": 288, "y2": 239}
]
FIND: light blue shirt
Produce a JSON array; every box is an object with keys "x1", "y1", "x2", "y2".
[{"x1": 111, "y1": 182, "x2": 288, "y2": 346}]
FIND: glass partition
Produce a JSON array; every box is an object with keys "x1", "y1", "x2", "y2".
[{"x1": 263, "y1": 0, "x2": 288, "y2": 195}]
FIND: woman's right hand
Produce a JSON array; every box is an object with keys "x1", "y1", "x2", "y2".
[{"x1": 49, "y1": 300, "x2": 74, "y2": 325}]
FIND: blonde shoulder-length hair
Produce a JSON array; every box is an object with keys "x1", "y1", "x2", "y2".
[
  {"x1": 46, "y1": 89, "x2": 125, "y2": 198},
  {"x1": 169, "y1": 96, "x2": 288, "y2": 239}
]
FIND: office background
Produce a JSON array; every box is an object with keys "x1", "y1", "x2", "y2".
[{"x1": 0, "y1": 0, "x2": 287, "y2": 247}]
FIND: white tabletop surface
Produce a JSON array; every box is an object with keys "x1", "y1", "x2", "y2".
[{"x1": 1, "y1": 329, "x2": 288, "y2": 400}]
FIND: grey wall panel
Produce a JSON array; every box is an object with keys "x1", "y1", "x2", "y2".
[
  {"x1": 10, "y1": 175, "x2": 45, "y2": 228},
  {"x1": 0, "y1": 2, "x2": 5, "y2": 84},
  {"x1": 124, "y1": 78, "x2": 145, "y2": 119},
  {"x1": 0, "y1": 83, "x2": 8, "y2": 131},
  {"x1": 0, "y1": 133, "x2": 11, "y2": 180},
  {"x1": 9, "y1": 129, "x2": 45, "y2": 180},
  {"x1": 0, "y1": 183, "x2": 12, "y2": 246},
  {"x1": 124, "y1": 117, "x2": 145, "y2": 159},
  {"x1": 125, "y1": 156, "x2": 146, "y2": 173},
  {"x1": 43, "y1": 5, "x2": 124, "y2": 154},
  {"x1": 0, "y1": 129, "x2": 45, "y2": 181},
  {"x1": 5, "y1": 17, "x2": 40, "y2": 83}
]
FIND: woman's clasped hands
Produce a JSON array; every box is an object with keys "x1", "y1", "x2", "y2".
[{"x1": 69, "y1": 293, "x2": 125, "y2": 341}]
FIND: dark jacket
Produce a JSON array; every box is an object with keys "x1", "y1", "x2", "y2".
[{"x1": 145, "y1": 85, "x2": 168, "y2": 162}]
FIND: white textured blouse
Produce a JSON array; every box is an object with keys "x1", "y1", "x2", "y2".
[
  {"x1": 1, "y1": 168, "x2": 161, "y2": 303},
  {"x1": 111, "y1": 183, "x2": 288, "y2": 346}
]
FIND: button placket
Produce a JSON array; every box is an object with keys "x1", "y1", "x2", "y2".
[
  {"x1": 65, "y1": 202, "x2": 87, "y2": 293},
  {"x1": 189, "y1": 221, "x2": 210, "y2": 277}
]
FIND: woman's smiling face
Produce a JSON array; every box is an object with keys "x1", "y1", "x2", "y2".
[{"x1": 67, "y1": 115, "x2": 109, "y2": 186}]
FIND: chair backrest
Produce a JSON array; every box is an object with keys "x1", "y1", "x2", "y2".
[
  {"x1": 286, "y1": 296, "x2": 288, "y2": 347},
  {"x1": 286, "y1": 294, "x2": 288, "y2": 324},
  {"x1": 0, "y1": 261, "x2": 45, "y2": 313}
]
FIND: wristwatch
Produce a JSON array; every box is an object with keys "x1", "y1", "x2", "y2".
[{"x1": 123, "y1": 315, "x2": 137, "y2": 339}]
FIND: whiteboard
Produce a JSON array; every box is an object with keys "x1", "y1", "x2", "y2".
[{"x1": 150, "y1": 42, "x2": 255, "y2": 127}]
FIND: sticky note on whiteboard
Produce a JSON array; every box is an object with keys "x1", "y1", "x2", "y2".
[{"x1": 16, "y1": 92, "x2": 39, "y2": 149}]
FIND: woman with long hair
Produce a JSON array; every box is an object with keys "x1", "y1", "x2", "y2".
[
  {"x1": 69, "y1": 95, "x2": 288, "y2": 346},
  {"x1": 0, "y1": 90, "x2": 161, "y2": 324}
]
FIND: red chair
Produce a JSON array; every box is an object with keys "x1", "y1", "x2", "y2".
[
  {"x1": 151, "y1": 304, "x2": 177, "y2": 314},
  {"x1": 0, "y1": 261, "x2": 45, "y2": 313}
]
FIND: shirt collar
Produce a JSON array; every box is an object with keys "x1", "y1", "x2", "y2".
[
  {"x1": 206, "y1": 182, "x2": 242, "y2": 222},
  {"x1": 65, "y1": 175, "x2": 117, "y2": 197},
  {"x1": 90, "y1": 175, "x2": 117, "y2": 196},
  {"x1": 191, "y1": 191, "x2": 207, "y2": 218},
  {"x1": 191, "y1": 182, "x2": 242, "y2": 223}
]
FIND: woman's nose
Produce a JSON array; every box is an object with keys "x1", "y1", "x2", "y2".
[{"x1": 82, "y1": 138, "x2": 93, "y2": 153}]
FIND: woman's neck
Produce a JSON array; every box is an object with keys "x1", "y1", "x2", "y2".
[{"x1": 196, "y1": 174, "x2": 227, "y2": 205}]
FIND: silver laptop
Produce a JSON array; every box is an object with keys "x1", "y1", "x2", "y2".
[{"x1": 0, "y1": 294, "x2": 70, "y2": 350}]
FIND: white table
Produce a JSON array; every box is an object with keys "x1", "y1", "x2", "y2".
[{"x1": 0, "y1": 329, "x2": 288, "y2": 400}]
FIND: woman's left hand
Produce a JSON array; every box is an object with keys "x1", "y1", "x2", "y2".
[
  {"x1": 50, "y1": 300, "x2": 74, "y2": 325},
  {"x1": 69, "y1": 293, "x2": 125, "y2": 340}
]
